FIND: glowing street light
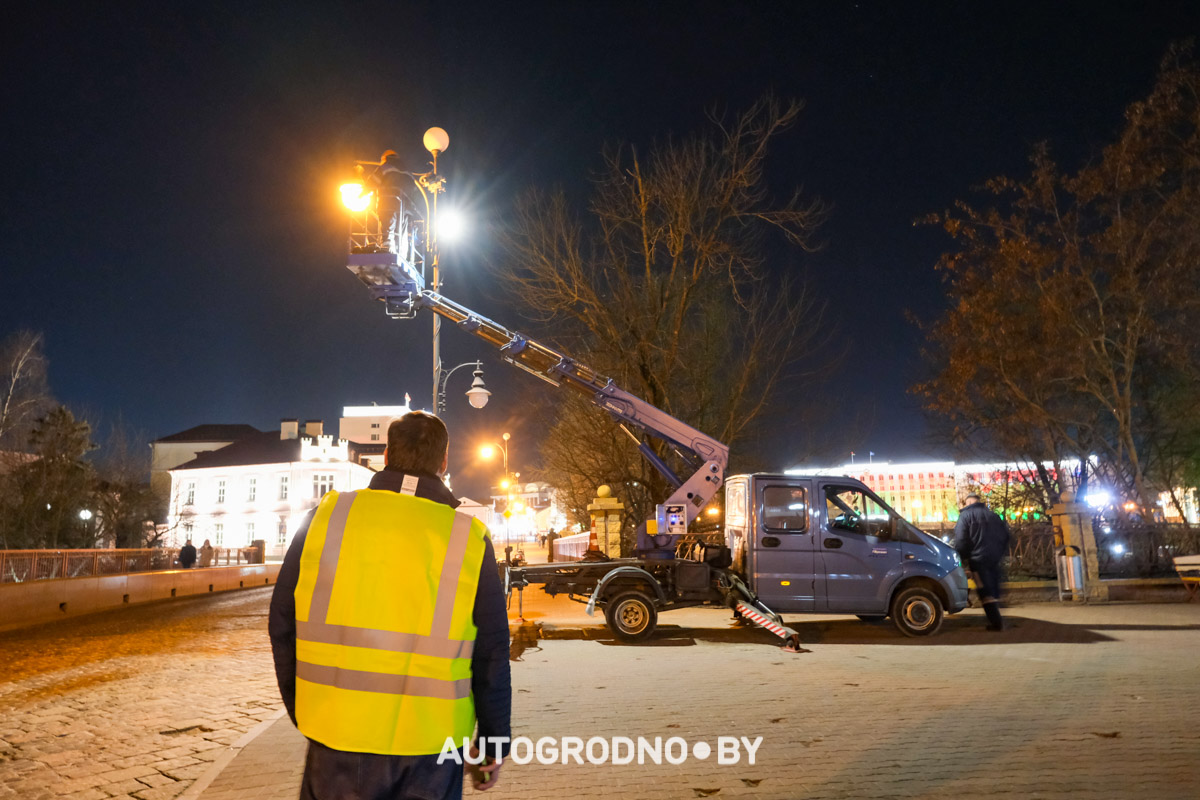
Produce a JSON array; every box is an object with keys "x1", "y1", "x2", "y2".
[
  {"x1": 438, "y1": 207, "x2": 466, "y2": 243},
  {"x1": 479, "y1": 432, "x2": 512, "y2": 483},
  {"x1": 339, "y1": 182, "x2": 373, "y2": 212}
]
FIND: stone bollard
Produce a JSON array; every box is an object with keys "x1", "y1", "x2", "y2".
[
  {"x1": 587, "y1": 485, "x2": 625, "y2": 558},
  {"x1": 1049, "y1": 491, "x2": 1108, "y2": 602}
]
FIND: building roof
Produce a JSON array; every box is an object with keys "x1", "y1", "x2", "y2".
[
  {"x1": 154, "y1": 424, "x2": 262, "y2": 444},
  {"x1": 172, "y1": 431, "x2": 303, "y2": 470}
]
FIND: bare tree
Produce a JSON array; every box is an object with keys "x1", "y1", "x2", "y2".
[
  {"x1": 494, "y1": 97, "x2": 836, "y2": 542},
  {"x1": 92, "y1": 417, "x2": 163, "y2": 548},
  {"x1": 0, "y1": 330, "x2": 53, "y2": 450}
]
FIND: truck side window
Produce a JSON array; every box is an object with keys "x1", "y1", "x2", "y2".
[
  {"x1": 763, "y1": 487, "x2": 808, "y2": 532},
  {"x1": 825, "y1": 486, "x2": 891, "y2": 538}
]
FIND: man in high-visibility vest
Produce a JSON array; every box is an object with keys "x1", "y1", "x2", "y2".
[{"x1": 269, "y1": 411, "x2": 511, "y2": 798}]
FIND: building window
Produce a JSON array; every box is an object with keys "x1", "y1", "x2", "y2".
[
  {"x1": 214, "y1": 523, "x2": 224, "y2": 546},
  {"x1": 370, "y1": 422, "x2": 380, "y2": 428},
  {"x1": 277, "y1": 519, "x2": 288, "y2": 545},
  {"x1": 370, "y1": 433, "x2": 380, "y2": 441},
  {"x1": 185, "y1": 482, "x2": 195, "y2": 505},
  {"x1": 246, "y1": 522, "x2": 255, "y2": 545},
  {"x1": 313, "y1": 473, "x2": 335, "y2": 498},
  {"x1": 217, "y1": 479, "x2": 226, "y2": 504},
  {"x1": 183, "y1": 521, "x2": 194, "y2": 537},
  {"x1": 279, "y1": 475, "x2": 289, "y2": 501},
  {"x1": 247, "y1": 477, "x2": 257, "y2": 502}
]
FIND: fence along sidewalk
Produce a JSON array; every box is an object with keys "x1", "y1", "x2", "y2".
[{"x1": 0, "y1": 547, "x2": 264, "y2": 583}]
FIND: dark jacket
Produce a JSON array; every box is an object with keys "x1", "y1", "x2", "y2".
[
  {"x1": 954, "y1": 501, "x2": 1011, "y2": 567},
  {"x1": 179, "y1": 543, "x2": 197, "y2": 568},
  {"x1": 268, "y1": 468, "x2": 511, "y2": 756}
]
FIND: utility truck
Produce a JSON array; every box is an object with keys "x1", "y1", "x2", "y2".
[{"x1": 345, "y1": 248, "x2": 968, "y2": 648}]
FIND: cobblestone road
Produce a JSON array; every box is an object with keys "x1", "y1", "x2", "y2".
[{"x1": 0, "y1": 587, "x2": 282, "y2": 800}]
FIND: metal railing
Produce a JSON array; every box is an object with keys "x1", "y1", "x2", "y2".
[{"x1": 0, "y1": 547, "x2": 265, "y2": 584}]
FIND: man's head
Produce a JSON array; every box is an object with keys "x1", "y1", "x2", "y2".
[
  {"x1": 385, "y1": 411, "x2": 449, "y2": 475},
  {"x1": 380, "y1": 149, "x2": 398, "y2": 163},
  {"x1": 964, "y1": 493, "x2": 982, "y2": 506}
]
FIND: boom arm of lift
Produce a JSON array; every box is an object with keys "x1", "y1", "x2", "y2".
[{"x1": 345, "y1": 258, "x2": 729, "y2": 554}]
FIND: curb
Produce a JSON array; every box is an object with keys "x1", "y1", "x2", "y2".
[{"x1": 177, "y1": 708, "x2": 289, "y2": 800}]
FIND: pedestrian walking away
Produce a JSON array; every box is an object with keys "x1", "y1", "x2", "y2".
[
  {"x1": 954, "y1": 493, "x2": 1012, "y2": 631},
  {"x1": 179, "y1": 539, "x2": 197, "y2": 569},
  {"x1": 269, "y1": 410, "x2": 512, "y2": 799}
]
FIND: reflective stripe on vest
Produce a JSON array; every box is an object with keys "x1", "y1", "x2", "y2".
[{"x1": 293, "y1": 489, "x2": 488, "y2": 754}]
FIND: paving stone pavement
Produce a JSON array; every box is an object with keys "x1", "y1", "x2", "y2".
[
  {"x1": 0, "y1": 587, "x2": 283, "y2": 800},
  {"x1": 199, "y1": 591, "x2": 1199, "y2": 800},
  {"x1": 2, "y1": 582, "x2": 1198, "y2": 799}
]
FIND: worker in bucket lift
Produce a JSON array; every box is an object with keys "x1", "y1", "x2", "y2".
[{"x1": 368, "y1": 149, "x2": 412, "y2": 254}]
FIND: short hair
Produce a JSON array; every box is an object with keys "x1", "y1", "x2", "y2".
[
  {"x1": 965, "y1": 493, "x2": 982, "y2": 503},
  {"x1": 386, "y1": 411, "x2": 448, "y2": 474}
]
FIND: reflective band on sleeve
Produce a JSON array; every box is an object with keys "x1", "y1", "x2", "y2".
[
  {"x1": 296, "y1": 620, "x2": 474, "y2": 659},
  {"x1": 297, "y1": 661, "x2": 472, "y2": 700},
  {"x1": 429, "y1": 512, "x2": 475, "y2": 638},
  {"x1": 308, "y1": 492, "x2": 358, "y2": 623}
]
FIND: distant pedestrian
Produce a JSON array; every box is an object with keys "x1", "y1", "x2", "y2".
[
  {"x1": 179, "y1": 539, "x2": 197, "y2": 569},
  {"x1": 199, "y1": 539, "x2": 214, "y2": 568},
  {"x1": 954, "y1": 493, "x2": 1011, "y2": 631},
  {"x1": 545, "y1": 529, "x2": 558, "y2": 563}
]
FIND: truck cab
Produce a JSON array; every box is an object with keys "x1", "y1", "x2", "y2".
[{"x1": 725, "y1": 474, "x2": 968, "y2": 636}]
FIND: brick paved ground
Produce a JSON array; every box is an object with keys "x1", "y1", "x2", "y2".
[
  {"x1": 2, "y1": 582, "x2": 1198, "y2": 800},
  {"x1": 0, "y1": 587, "x2": 283, "y2": 800},
  {"x1": 201, "y1": 591, "x2": 1199, "y2": 800}
]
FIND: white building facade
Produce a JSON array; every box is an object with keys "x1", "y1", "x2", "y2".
[
  {"x1": 339, "y1": 401, "x2": 413, "y2": 471},
  {"x1": 166, "y1": 421, "x2": 374, "y2": 559}
]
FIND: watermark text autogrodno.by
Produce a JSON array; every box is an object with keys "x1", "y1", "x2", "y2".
[{"x1": 438, "y1": 736, "x2": 764, "y2": 766}]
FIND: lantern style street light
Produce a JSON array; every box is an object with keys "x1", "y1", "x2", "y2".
[{"x1": 437, "y1": 361, "x2": 490, "y2": 413}]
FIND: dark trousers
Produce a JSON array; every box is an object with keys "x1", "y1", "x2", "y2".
[
  {"x1": 972, "y1": 560, "x2": 1005, "y2": 629},
  {"x1": 973, "y1": 561, "x2": 1003, "y2": 602},
  {"x1": 300, "y1": 740, "x2": 463, "y2": 800}
]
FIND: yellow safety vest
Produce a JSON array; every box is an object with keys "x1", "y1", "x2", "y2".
[{"x1": 293, "y1": 487, "x2": 490, "y2": 755}]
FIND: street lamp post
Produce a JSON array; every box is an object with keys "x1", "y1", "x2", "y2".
[
  {"x1": 481, "y1": 433, "x2": 518, "y2": 554},
  {"x1": 340, "y1": 127, "x2": 454, "y2": 412},
  {"x1": 421, "y1": 127, "x2": 450, "y2": 413}
]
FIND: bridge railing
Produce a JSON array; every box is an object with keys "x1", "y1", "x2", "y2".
[{"x1": 0, "y1": 547, "x2": 264, "y2": 584}]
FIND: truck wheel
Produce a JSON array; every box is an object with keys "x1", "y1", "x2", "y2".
[
  {"x1": 604, "y1": 591, "x2": 658, "y2": 643},
  {"x1": 890, "y1": 586, "x2": 944, "y2": 637}
]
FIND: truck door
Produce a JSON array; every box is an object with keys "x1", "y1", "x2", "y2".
[
  {"x1": 818, "y1": 482, "x2": 902, "y2": 613},
  {"x1": 752, "y1": 480, "x2": 817, "y2": 612}
]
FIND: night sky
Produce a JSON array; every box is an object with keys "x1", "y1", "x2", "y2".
[{"x1": 3, "y1": 2, "x2": 1199, "y2": 501}]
